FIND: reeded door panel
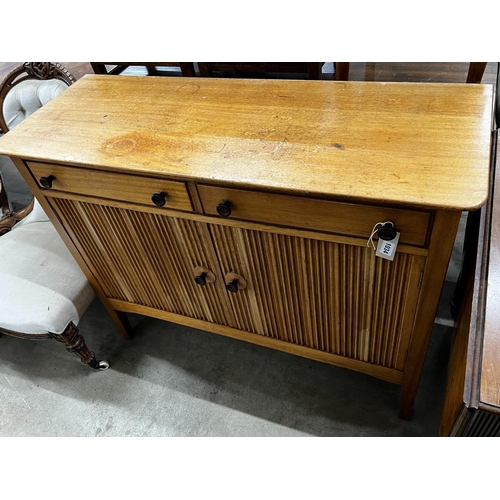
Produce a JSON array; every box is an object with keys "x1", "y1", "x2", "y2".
[
  {"x1": 210, "y1": 224, "x2": 424, "y2": 370},
  {"x1": 49, "y1": 198, "x2": 234, "y2": 327},
  {"x1": 48, "y1": 196, "x2": 424, "y2": 371}
]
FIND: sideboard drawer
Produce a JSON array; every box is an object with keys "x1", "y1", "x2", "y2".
[
  {"x1": 198, "y1": 184, "x2": 431, "y2": 246},
  {"x1": 26, "y1": 161, "x2": 193, "y2": 212}
]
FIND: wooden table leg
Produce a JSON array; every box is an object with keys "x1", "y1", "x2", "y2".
[
  {"x1": 335, "y1": 62, "x2": 350, "y2": 80},
  {"x1": 179, "y1": 63, "x2": 196, "y2": 77},
  {"x1": 467, "y1": 62, "x2": 487, "y2": 83},
  {"x1": 307, "y1": 63, "x2": 323, "y2": 80}
]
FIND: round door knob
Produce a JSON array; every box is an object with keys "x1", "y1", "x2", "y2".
[
  {"x1": 195, "y1": 272, "x2": 208, "y2": 286},
  {"x1": 39, "y1": 175, "x2": 55, "y2": 189},
  {"x1": 216, "y1": 201, "x2": 232, "y2": 218},
  {"x1": 226, "y1": 279, "x2": 240, "y2": 293},
  {"x1": 377, "y1": 222, "x2": 397, "y2": 241},
  {"x1": 151, "y1": 192, "x2": 167, "y2": 207},
  {"x1": 193, "y1": 266, "x2": 216, "y2": 285}
]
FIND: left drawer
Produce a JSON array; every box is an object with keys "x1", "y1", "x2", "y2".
[{"x1": 26, "y1": 161, "x2": 193, "y2": 212}]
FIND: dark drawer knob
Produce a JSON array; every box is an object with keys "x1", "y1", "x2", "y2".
[
  {"x1": 226, "y1": 279, "x2": 240, "y2": 293},
  {"x1": 151, "y1": 192, "x2": 167, "y2": 207},
  {"x1": 377, "y1": 222, "x2": 397, "y2": 241},
  {"x1": 216, "y1": 201, "x2": 232, "y2": 218},
  {"x1": 39, "y1": 175, "x2": 55, "y2": 189},
  {"x1": 195, "y1": 272, "x2": 208, "y2": 286}
]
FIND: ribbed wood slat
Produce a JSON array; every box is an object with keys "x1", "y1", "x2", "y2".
[
  {"x1": 461, "y1": 411, "x2": 500, "y2": 437},
  {"x1": 51, "y1": 198, "x2": 233, "y2": 326},
  {"x1": 211, "y1": 224, "x2": 422, "y2": 369},
  {"x1": 49, "y1": 197, "x2": 423, "y2": 371}
]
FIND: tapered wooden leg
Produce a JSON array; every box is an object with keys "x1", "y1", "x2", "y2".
[
  {"x1": 399, "y1": 210, "x2": 462, "y2": 420},
  {"x1": 51, "y1": 323, "x2": 109, "y2": 370},
  {"x1": 105, "y1": 307, "x2": 133, "y2": 340},
  {"x1": 451, "y1": 210, "x2": 482, "y2": 319}
]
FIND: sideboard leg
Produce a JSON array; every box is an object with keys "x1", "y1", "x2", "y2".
[
  {"x1": 105, "y1": 307, "x2": 134, "y2": 340},
  {"x1": 399, "y1": 210, "x2": 462, "y2": 420}
]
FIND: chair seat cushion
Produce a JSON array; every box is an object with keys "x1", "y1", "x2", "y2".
[{"x1": 0, "y1": 220, "x2": 95, "y2": 334}]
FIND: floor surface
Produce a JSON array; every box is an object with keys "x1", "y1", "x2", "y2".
[{"x1": 0, "y1": 298, "x2": 456, "y2": 436}]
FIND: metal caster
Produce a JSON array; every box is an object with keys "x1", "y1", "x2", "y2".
[{"x1": 96, "y1": 360, "x2": 110, "y2": 371}]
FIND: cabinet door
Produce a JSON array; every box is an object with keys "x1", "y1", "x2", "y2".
[
  {"x1": 49, "y1": 198, "x2": 234, "y2": 327},
  {"x1": 210, "y1": 224, "x2": 425, "y2": 370}
]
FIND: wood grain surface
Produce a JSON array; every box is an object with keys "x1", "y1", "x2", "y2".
[
  {"x1": 27, "y1": 161, "x2": 193, "y2": 212},
  {"x1": 0, "y1": 73, "x2": 484, "y2": 419},
  {"x1": 480, "y1": 136, "x2": 500, "y2": 408},
  {"x1": 399, "y1": 209, "x2": 462, "y2": 419},
  {"x1": 209, "y1": 222, "x2": 423, "y2": 370},
  {"x1": 198, "y1": 184, "x2": 431, "y2": 246},
  {"x1": 439, "y1": 132, "x2": 499, "y2": 435},
  {"x1": 106, "y1": 297, "x2": 405, "y2": 385},
  {"x1": 0, "y1": 75, "x2": 493, "y2": 210},
  {"x1": 49, "y1": 197, "x2": 235, "y2": 327}
]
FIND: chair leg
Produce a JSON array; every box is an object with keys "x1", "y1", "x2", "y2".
[
  {"x1": 335, "y1": 62, "x2": 350, "y2": 81},
  {"x1": 51, "y1": 323, "x2": 109, "y2": 370}
]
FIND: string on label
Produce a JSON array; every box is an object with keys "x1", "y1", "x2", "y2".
[{"x1": 367, "y1": 221, "x2": 393, "y2": 250}]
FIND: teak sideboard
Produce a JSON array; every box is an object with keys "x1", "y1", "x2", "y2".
[{"x1": 0, "y1": 76, "x2": 493, "y2": 419}]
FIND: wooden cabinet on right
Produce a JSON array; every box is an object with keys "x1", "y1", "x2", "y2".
[{"x1": 440, "y1": 131, "x2": 500, "y2": 437}]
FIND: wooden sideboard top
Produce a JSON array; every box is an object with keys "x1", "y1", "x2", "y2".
[{"x1": 0, "y1": 75, "x2": 493, "y2": 210}]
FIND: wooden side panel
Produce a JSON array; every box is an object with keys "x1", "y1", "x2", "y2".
[
  {"x1": 210, "y1": 224, "x2": 424, "y2": 370},
  {"x1": 49, "y1": 198, "x2": 234, "y2": 327}
]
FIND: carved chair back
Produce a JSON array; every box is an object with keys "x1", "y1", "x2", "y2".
[{"x1": 0, "y1": 62, "x2": 75, "y2": 233}]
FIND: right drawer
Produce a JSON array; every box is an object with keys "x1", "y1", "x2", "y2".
[{"x1": 198, "y1": 184, "x2": 432, "y2": 247}]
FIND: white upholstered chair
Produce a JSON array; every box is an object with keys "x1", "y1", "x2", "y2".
[
  {"x1": 0, "y1": 63, "x2": 75, "y2": 233},
  {"x1": 0, "y1": 62, "x2": 109, "y2": 369},
  {"x1": 0, "y1": 62, "x2": 74, "y2": 133}
]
